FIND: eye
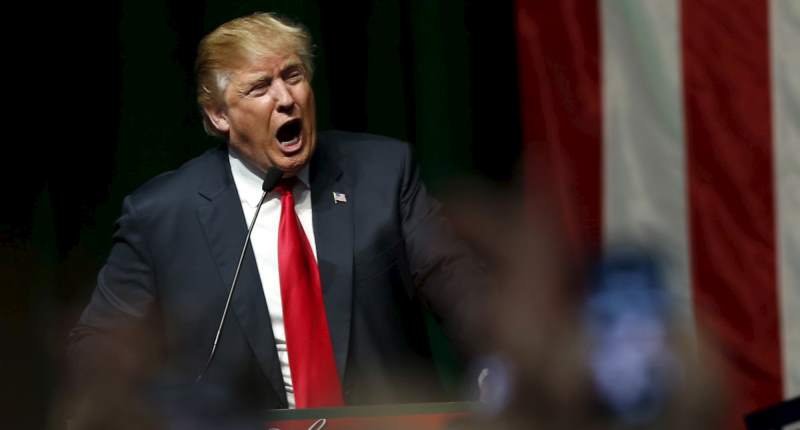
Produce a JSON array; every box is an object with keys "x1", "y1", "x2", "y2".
[
  {"x1": 283, "y1": 66, "x2": 305, "y2": 84},
  {"x1": 248, "y1": 86, "x2": 267, "y2": 96},
  {"x1": 247, "y1": 79, "x2": 272, "y2": 96}
]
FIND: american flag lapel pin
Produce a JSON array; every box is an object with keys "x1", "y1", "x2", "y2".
[{"x1": 332, "y1": 191, "x2": 347, "y2": 204}]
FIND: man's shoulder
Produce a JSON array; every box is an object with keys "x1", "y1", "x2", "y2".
[
  {"x1": 126, "y1": 145, "x2": 228, "y2": 213},
  {"x1": 318, "y1": 130, "x2": 413, "y2": 170},
  {"x1": 319, "y1": 130, "x2": 408, "y2": 154}
]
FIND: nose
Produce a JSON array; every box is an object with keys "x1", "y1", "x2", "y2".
[{"x1": 270, "y1": 80, "x2": 294, "y2": 114}]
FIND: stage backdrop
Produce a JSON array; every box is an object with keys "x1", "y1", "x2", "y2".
[{"x1": 8, "y1": 1, "x2": 520, "y2": 428}]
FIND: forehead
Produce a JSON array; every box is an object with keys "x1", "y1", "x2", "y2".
[{"x1": 232, "y1": 52, "x2": 301, "y2": 80}]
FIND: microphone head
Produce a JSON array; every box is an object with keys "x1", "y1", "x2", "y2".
[{"x1": 262, "y1": 167, "x2": 284, "y2": 193}]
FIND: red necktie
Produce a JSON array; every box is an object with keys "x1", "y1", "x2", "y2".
[{"x1": 276, "y1": 179, "x2": 344, "y2": 408}]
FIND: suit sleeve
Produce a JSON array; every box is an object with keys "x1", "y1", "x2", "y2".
[
  {"x1": 67, "y1": 195, "x2": 161, "y2": 392},
  {"x1": 397, "y1": 144, "x2": 487, "y2": 355}
]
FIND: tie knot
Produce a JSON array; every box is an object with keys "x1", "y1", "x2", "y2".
[{"x1": 274, "y1": 177, "x2": 297, "y2": 196}]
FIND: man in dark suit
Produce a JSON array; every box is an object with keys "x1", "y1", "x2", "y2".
[{"x1": 68, "y1": 12, "x2": 483, "y2": 418}]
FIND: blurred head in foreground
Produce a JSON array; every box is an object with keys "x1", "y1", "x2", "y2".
[{"x1": 443, "y1": 181, "x2": 724, "y2": 430}]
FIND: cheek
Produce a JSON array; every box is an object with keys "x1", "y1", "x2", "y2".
[
  {"x1": 307, "y1": 91, "x2": 316, "y2": 113},
  {"x1": 293, "y1": 85, "x2": 313, "y2": 110},
  {"x1": 236, "y1": 99, "x2": 276, "y2": 122}
]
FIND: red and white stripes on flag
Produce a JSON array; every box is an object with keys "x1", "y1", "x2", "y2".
[{"x1": 516, "y1": 0, "x2": 799, "y2": 427}]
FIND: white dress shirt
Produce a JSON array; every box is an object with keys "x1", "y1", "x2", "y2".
[{"x1": 228, "y1": 149, "x2": 317, "y2": 409}]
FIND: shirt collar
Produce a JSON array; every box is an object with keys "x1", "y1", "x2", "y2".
[{"x1": 228, "y1": 148, "x2": 310, "y2": 207}]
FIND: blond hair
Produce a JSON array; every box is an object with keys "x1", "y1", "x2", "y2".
[{"x1": 196, "y1": 12, "x2": 314, "y2": 137}]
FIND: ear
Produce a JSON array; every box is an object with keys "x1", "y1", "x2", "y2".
[{"x1": 203, "y1": 103, "x2": 230, "y2": 133}]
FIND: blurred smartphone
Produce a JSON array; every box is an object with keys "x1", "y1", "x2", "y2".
[{"x1": 583, "y1": 249, "x2": 675, "y2": 425}]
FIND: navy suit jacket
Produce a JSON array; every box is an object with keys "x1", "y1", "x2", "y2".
[{"x1": 69, "y1": 131, "x2": 483, "y2": 412}]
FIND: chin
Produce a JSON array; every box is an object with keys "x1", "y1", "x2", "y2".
[{"x1": 278, "y1": 157, "x2": 309, "y2": 175}]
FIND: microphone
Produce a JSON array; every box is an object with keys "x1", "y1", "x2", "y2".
[
  {"x1": 196, "y1": 166, "x2": 284, "y2": 383},
  {"x1": 261, "y1": 167, "x2": 284, "y2": 193}
]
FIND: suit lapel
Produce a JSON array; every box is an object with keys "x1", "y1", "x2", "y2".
[
  {"x1": 310, "y1": 138, "x2": 354, "y2": 378},
  {"x1": 195, "y1": 148, "x2": 287, "y2": 405}
]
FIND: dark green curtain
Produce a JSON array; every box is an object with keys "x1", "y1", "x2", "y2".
[{"x1": 5, "y1": 1, "x2": 520, "y2": 427}]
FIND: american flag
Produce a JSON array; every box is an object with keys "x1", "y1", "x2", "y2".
[{"x1": 515, "y1": 1, "x2": 799, "y2": 427}]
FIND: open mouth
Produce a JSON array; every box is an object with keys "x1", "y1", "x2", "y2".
[{"x1": 276, "y1": 118, "x2": 303, "y2": 148}]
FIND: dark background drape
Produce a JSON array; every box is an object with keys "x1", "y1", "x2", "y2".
[{"x1": 3, "y1": 1, "x2": 521, "y2": 427}]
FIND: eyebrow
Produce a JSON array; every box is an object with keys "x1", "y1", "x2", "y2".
[
  {"x1": 282, "y1": 61, "x2": 303, "y2": 72},
  {"x1": 238, "y1": 71, "x2": 269, "y2": 89},
  {"x1": 239, "y1": 61, "x2": 305, "y2": 94}
]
